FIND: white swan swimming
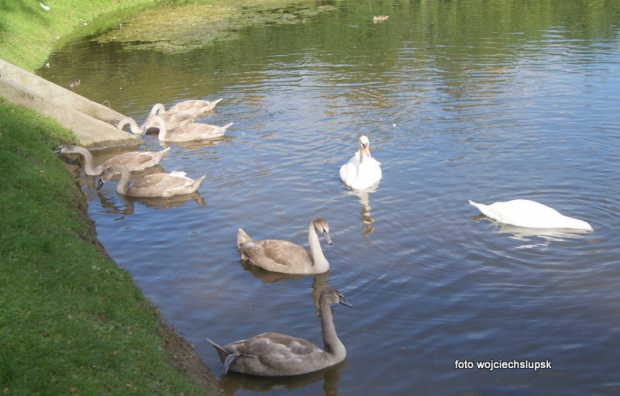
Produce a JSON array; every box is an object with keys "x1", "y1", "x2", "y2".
[
  {"x1": 97, "y1": 164, "x2": 205, "y2": 198},
  {"x1": 339, "y1": 135, "x2": 382, "y2": 190},
  {"x1": 149, "y1": 116, "x2": 233, "y2": 142},
  {"x1": 469, "y1": 199, "x2": 593, "y2": 230},
  {"x1": 54, "y1": 144, "x2": 169, "y2": 176},
  {"x1": 207, "y1": 287, "x2": 352, "y2": 377}
]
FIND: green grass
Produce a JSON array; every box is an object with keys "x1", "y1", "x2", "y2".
[
  {"x1": 0, "y1": 0, "x2": 323, "y2": 72},
  {"x1": 0, "y1": 0, "x2": 326, "y2": 392},
  {"x1": 0, "y1": 99, "x2": 214, "y2": 394},
  {"x1": 0, "y1": 0, "x2": 167, "y2": 72},
  {"x1": 0, "y1": 0, "x2": 224, "y2": 392}
]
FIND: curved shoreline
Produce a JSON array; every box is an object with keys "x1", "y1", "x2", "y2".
[
  {"x1": 0, "y1": 0, "x2": 229, "y2": 393},
  {"x1": 0, "y1": 1, "x2": 322, "y2": 393}
]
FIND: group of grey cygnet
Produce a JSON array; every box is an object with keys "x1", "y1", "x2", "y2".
[
  {"x1": 55, "y1": 99, "x2": 594, "y2": 378},
  {"x1": 54, "y1": 112, "x2": 387, "y2": 377},
  {"x1": 55, "y1": 98, "x2": 232, "y2": 198},
  {"x1": 116, "y1": 98, "x2": 233, "y2": 142}
]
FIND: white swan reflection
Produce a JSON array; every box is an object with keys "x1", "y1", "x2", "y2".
[
  {"x1": 470, "y1": 214, "x2": 592, "y2": 249},
  {"x1": 344, "y1": 186, "x2": 378, "y2": 237}
]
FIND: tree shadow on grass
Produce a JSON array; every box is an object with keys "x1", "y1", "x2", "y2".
[{"x1": 0, "y1": 0, "x2": 50, "y2": 37}]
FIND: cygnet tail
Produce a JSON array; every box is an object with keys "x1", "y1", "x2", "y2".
[
  {"x1": 237, "y1": 228, "x2": 252, "y2": 248},
  {"x1": 191, "y1": 175, "x2": 206, "y2": 191},
  {"x1": 207, "y1": 338, "x2": 228, "y2": 361},
  {"x1": 207, "y1": 338, "x2": 239, "y2": 376},
  {"x1": 222, "y1": 122, "x2": 234, "y2": 131}
]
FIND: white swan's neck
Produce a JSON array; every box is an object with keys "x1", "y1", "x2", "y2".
[
  {"x1": 320, "y1": 298, "x2": 345, "y2": 359},
  {"x1": 356, "y1": 146, "x2": 369, "y2": 180},
  {"x1": 308, "y1": 222, "x2": 329, "y2": 272},
  {"x1": 358, "y1": 147, "x2": 366, "y2": 164}
]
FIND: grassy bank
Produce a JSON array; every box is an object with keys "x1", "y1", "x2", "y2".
[
  {"x1": 1, "y1": 0, "x2": 327, "y2": 392},
  {"x1": 0, "y1": 0, "x2": 323, "y2": 72},
  {"x1": 0, "y1": 99, "x2": 221, "y2": 394},
  {"x1": 0, "y1": 0, "x2": 224, "y2": 394},
  {"x1": 0, "y1": 0, "x2": 161, "y2": 72}
]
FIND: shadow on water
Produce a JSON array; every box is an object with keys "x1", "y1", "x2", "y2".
[
  {"x1": 469, "y1": 214, "x2": 593, "y2": 249},
  {"x1": 239, "y1": 265, "x2": 331, "y2": 305},
  {"x1": 96, "y1": 186, "x2": 205, "y2": 217},
  {"x1": 219, "y1": 361, "x2": 345, "y2": 396},
  {"x1": 0, "y1": 0, "x2": 48, "y2": 31}
]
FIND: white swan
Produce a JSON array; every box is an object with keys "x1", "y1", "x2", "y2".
[
  {"x1": 97, "y1": 164, "x2": 205, "y2": 198},
  {"x1": 54, "y1": 144, "x2": 170, "y2": 176},
  {"x1": 149, "y1": 116, "x2": 233, "y2": 142},
  {"x1": 167, "y1": 98, "x2": 223, "y2": 117},
  {"x1": 469, "y1": 199, "x2": 593, "y2": 230},
  {"x1": 207, "y1": 287, "x2": 352, "y2": 377},
  {"x1": 339, "y1": 135, "x2": 382, "y2": 190},
  {"x1": 237, "y1": 217, "x2": 332, "y2": 274}
]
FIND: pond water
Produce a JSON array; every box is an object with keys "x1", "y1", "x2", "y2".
[{"x1": 38, "y1": 0, "x2": 620, "y2": 394}]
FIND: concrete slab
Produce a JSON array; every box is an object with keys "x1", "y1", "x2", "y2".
[{"x1": 0, "y1": 59, "x2": 140, "y2": 148}]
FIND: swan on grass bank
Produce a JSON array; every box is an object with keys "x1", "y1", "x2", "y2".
[
  {"x1": 237, "y1": 217, "x2": 332, "y2": 274},
  {"x1": 54, "y1": 144, "x2": 170, "y2": 176},
  {"x1": 208, "y1": 287, "x2": 352, "y2": 377},
  {"x1": 148, "y1": 116, "x2": 233, "y2": 142},
  {"x1": 340, "y1": 135, "x2": 382, "y2": 190},
  {"x1": 97, "y1": 164, "x2": 205, "y2": 198},
  {"x1": 469, "y1": 199, "x2": 593, "y2": 231}
]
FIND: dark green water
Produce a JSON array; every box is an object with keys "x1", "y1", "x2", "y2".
[{"x1": 40, "y1": 1, "x2": 620, "y2": 394}]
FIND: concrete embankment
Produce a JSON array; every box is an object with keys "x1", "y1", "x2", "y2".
[{"x1": 0, "y1": 59, "x2": 139, "y2": 148}]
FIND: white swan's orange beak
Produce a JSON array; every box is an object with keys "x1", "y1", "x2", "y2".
[{"x1": 363, "y1": 145, "x2": 370, "y2": 157}]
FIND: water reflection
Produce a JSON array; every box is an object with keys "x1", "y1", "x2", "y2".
[
  {"x1": 160, "y1": 136, "x2": 230, "y2": 151},
  {"x1": 470, "y1": 215, "x2": 592, "y2": 249},
  {"x1": 241, "y1": 266, "x2": 330, "y2": 305},
  {"x1": 343, "y1": 188, "x2": 378, "y2": 237},
  {"x1": 97, "y1": 189, "x2": 205, "y2": 217},
  {"x1": 219, "y1": 361, "x2": 345, "y2": 396},
  {"x1": 241, "y1": 262, "x2": 307, "y2": 284}
]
